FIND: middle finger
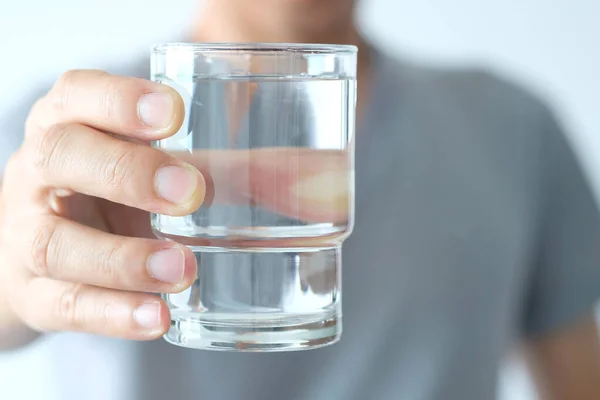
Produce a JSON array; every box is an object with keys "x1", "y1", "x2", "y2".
[
  {"x1": 23, "y1": 122, "x2": 205, "y2": 216},
  {"x1": 12, "y1": 214, "x2": 197, "y2": 293}
]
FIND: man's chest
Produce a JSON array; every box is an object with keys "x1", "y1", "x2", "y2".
[{"x1": 342, "y1": 111, "x2": 541, "y2": 349}]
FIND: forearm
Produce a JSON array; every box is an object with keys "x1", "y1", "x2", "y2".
[
  {"x1": 526, "y1": 315, "x2": 600, "y2": 400},
  {"x1": 0, "y1": 183, "x2": 40, "y2": 350}
]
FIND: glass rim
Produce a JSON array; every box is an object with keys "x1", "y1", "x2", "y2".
[{"x1": 152, "y1": 42, "x2": 358, "y2": 55}]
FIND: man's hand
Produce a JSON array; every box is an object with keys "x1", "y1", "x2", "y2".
[{"x1": 0, "y1": 70, "x2": 206, "y2": 347}]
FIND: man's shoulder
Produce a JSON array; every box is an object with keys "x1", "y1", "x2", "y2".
[
  {"x1": 377, "y1": 49, "x2": 554, "y2": 129},
  {"x1": 371, "y1": 48, "x2": 567, "y2": 188}
]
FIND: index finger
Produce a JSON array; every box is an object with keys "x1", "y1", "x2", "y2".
[{"x1": 27, "y1": 70, "x2": 184, "y2": 140}]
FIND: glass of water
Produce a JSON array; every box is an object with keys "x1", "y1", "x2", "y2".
[{"x1": 150, "y1": 43, "x2": 357, "y2": 351}]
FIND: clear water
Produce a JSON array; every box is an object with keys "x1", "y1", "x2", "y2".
[{"x1": 151, "y1": 74, "x2": 355, "y2": 350}]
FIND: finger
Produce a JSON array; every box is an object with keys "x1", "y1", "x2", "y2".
[
  {"x1": 174, "y1": 148, "x2": 351, "y2": 223},
  {"x1": 26, "y1": 70, "x2": 184, "y2": 140},
  {"x1": 14, "y1": 277, "x2": 170, "y2": 340},
  {"x1": 10, "y1": 215, "x2": 196, "y2": 293},
  {"x1": 24, "y1": 122, "x2": 205, "y2": 216}
]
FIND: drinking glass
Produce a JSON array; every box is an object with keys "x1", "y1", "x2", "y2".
[{"x1": 150, "y1": 43, "x2": 357, "y2": 351}]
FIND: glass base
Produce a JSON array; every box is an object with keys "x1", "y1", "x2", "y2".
[
  {"x1": 164, "y1": 310, "x2": 341, "y2": 352},
  {"x1": 161, "y1": 244, "x2": 342, "y2": 352}
]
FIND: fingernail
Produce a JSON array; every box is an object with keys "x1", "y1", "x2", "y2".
[
  {"x1": 133, "y1": 302, "x2": 161, "y2": 330},
  {"x1": 155, "y1": 164, "x2": 198, "y2": 205},
  {"x1": 147, "y1": 247, "x2": 185, "y2": 284},
  {"x1": 138, "y1": 92, "x2": 174, "y2": 129}
]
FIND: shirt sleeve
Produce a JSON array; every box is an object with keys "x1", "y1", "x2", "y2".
[{"x1": 521, "y1": 108, "x2": 600, "y2": 337}]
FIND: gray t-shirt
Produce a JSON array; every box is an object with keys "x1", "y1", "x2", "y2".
[{"x1": 1, "y1": 47, "x2": 600, "y2": 400}]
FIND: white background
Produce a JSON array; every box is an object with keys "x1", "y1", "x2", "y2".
[{"x1": 1, "y1": 1, "x2": 599, "y2": 399}]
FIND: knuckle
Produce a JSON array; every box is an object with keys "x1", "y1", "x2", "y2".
[
  {"x1": 51, "y1": 70, "x2": 80, "y2": 114},
  {"x1": 100, "y1": 145, "x2": 140, "y2": 188},
  {"x1": 101, "y1": 300, "x2": 119, "y2": 330},
  {"x1": 31, "y1": 122, "x2": 71, "y2": 174},
  {"x1": 28, "y1": 218, "x2": 59, "y2": 277},
  {"x1": 55, "y1": 69, "x2": 81, "y2": 88},
  {"x1": 103, "y1": 239, "x2": 156, "y2": 290},
  {"x1": 102, "y1": 241, "x2": 128, "y2": 286},
  {"x1": 96, "y1": 79, "x2": 122, "y2": 122},
  {"x1": 56, "y1": 283, "x2": 86, "y2": 328},
  {"x1": 52, "y1": 69, "x2": 108, "y2": 114}
]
